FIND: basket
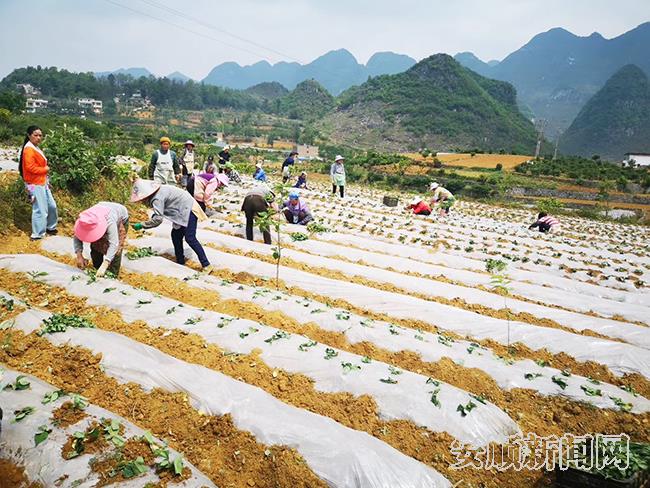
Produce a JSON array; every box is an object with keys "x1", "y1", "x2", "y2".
[{"x1": 383, "y1": 196, "x2": 399, "y2": 207}]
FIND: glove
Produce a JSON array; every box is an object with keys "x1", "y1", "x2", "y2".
[
  {"x1": 96, "y1": 260, "x2": 109, "y2": 278},
  {"x1": 132, "y1": 223, "x2": 143, "y2": 231}
]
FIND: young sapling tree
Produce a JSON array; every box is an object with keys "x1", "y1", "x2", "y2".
[{"x1": 485, "y1": 258, "x2": 514, "y2": 354}]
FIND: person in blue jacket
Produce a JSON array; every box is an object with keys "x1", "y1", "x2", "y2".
[
  {"x1": 253, "y1": 162, "x2": 267, "y2": 182},
  {"x1": 294, "y1": 171, "x2": 308, "y2": 189},
  {"x1": 282, "y1": 151, "x2": 298, "y2": 183}
]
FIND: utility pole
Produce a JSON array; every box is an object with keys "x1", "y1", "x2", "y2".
[
  {"x1": 534, "y1": 118, "x2": 547, "y2": 159},
  {"x1": 552, "y1": 133, "x2": 561, "y2": 160}
]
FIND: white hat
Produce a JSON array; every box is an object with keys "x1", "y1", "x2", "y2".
[
  {"x1": 130, "y1": 179, "x2": 161, "y2": 202},
  {"x1": 223, "y1": 145, "x2": 230, "y2": 150},
  {"x1": 184, "y1": 140, "x2": 195, "y2": 146},
  {"x1": 429, "y1": 182, "x2": 439, "y2": 191},
  {"x1": 410, "y1": 196, "x2": 422, "y2": 206},
  {"x1": 255, "y1": 162, "x2": 262, "y2": 168},
  {"x1": 335, "y1": 155, "x2": 345, "y2": 162}
]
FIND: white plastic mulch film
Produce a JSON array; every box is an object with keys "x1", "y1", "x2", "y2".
[
  {"x1": 37, "y1": 239, "x2": 650, "y2": 414},
  {"x1": 0, "y1": 253, "x2": 519, "y2": 445},
  {"x1": 118, "y1": 256, "x2": 650, "y2": 414},
  {"x1": 201, "y1": 217, "x2": 650, "y2": 335},
  {"x1": 121, "y1": 233, "x2": 650, "y2": 381},
  {"x1": 0, "y1": 283, "x2": 451, "y2": 488},
  {"x1": 0, "y1": 366, "x2": 216, "y2": 488}
]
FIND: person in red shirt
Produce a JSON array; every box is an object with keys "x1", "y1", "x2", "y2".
[
  {"x1": 19, "y1": 125, "x2": 58, "y2": 240},
  {"x1": 406, "y1": 196, "x2": 432, "y2": 216}
]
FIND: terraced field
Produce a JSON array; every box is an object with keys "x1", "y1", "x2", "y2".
[
  {"x1": 1, "y1": 175, "x2": 649, "y2": 487},
  {"x1": 403, "y1": 153, "x2": 531, "y2": 170}
]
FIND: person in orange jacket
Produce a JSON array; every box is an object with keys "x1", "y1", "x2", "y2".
[{"x1": 19, "y1": 125, "x2": 58, "y2": 240}]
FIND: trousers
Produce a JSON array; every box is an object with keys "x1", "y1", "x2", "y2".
[
  {"x1": 29, "y1": 184, "x2": 58, "y2": 239},
  {"x1": 242, "y1": 195, "x2": 272, "y2": 244},
  {"x1": 170, "y1": 211, "x2": 210, "y2": 267}
]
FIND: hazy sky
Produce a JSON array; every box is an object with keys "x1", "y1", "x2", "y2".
[{"x1": 1, "y1": 0, "x2": 648, "y2": 79}]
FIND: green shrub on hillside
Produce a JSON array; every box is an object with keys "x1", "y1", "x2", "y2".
[
  {"x1": 515, "y1": 156, "x2": 648, "y2": 184},
  {"x1": 537, "y1": 197, "x2": 563, "y2": 215},
  {"x1": 42, "y1": 125, "x2": 100, "y2": 193}
]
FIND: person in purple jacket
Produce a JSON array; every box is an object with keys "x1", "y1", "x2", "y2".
[{"x1": 281, "y1": 190, "x2": 313, "y2": 225}]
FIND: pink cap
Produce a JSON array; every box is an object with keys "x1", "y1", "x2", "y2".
[{"x1": 74, "y1": 205, "x2": 110, "y2": 243}]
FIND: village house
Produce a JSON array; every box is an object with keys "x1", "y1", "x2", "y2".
[
  {"x1": 25, "y1": 98, "x2": 48, "y2": 112},
  {"x1": 78, "y1": 98, "x2": 103, "y2": 115},
  {"x1": 623, "y1": 153, "x2": 650, "y2": 167},
  {"x1": 16, "y1": 83, "x2": 40, "y2": 96}
]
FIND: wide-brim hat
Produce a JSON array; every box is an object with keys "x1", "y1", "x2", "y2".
[
  {"x1": 184, "y1": 140, "x2": 195, "y2": 147},
  {"x1": 410, "y1": 196, "x2": 422, "y2": 206},
  {"x1": 335, "y1": 155, "x2": 345, "y2": 162},
  {"x1": 74, "y1": 205, "x2": 110, "y2": 243},
  {"x1": 130, "y1": 179, "x2": 161, "y2": 202},
  {"x1": 215, "y1": 173, "x2": 229, "y2": 187},
  {"x1": 429, "y1": 182, "x2": 439, "y2": 191}
]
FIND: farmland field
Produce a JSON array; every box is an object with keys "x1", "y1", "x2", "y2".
[
  {"x1": 404, "y1": 152, "x2": 531, "y2": 170},
  {"x1": 1, "y1": 173, "x2": 649, "y2": 488},
  {"x1": 517, "y1": 194, "x2": 650, "y2": 212}
]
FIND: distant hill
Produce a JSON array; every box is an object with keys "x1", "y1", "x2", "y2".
[
  {"x1": 95, "y1": 67, "x2": 155, "y2": 78},
  {"x1": 278, "y1": 79, "x2": 335, "y2": 120},
  {"x1": 454, "y1": 52, "x2": 493, "y2": 77},
  {"x1": 455, "y1": 23, "x2": 650, "y2": 136},
  {"x1": 245, "y1": 81, "x2": 289, "y2": 100},
  {"x1": 365, "y1": 52, "x2": 417, "y2": 77},
  {"x1": 202, "y1": 49, "x2": 416, "y2": 94},
  {"x1": 322, "y1": 54, "x2": 537, "y2": 153},
  {"x1": 166, "y1": 71, "x2": 192, "y2": 82},
  {"x1": 559, "y1": 65, "x2": 650, "y2": 160}
]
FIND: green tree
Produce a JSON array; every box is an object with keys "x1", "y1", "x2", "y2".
[
  {"x1": 0, "y1": 90, "x2": 26, "y2": 114},
  {"x1": 596, "y1": 180, "x2": 615, "y2": 216},
  {"x1": 254, "y1": 182, "x2": 291, "y2": 289},
  {"x1": 537, "y1": 197, "x2": 563, "y2": 215},
  {"x1": 42, "y1": 125, "x2": 99, "y2": 193}
]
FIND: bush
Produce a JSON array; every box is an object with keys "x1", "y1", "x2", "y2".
[
  {"x1": 401, "y1": 174, "x2": 430, "y2": 190},
  {"x1": 0, "y1": 90, "x2": 26, "y2": 114},
  {"x1": 444, "y1": 179, "x2": 467, "y2": 194},
  {"x1": 495, "y1": 163, "x2": 503, "y2": 171},
  {"x1": 537, "y1": 197, "x2": 563, "y2": 215},
  {"x1": 433, "y1": 158, "x2": 442, "y2": 168},
  {"x1": 42, "y1": 125, "x2": 99, "y2": 193}
]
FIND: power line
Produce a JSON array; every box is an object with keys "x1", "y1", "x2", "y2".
[
  {"x1": 137, "y1": 0, "x2": 304, "y2": 64},
  {"x1": 101, "y1": 0, "x2": 281, "y2": 65}
]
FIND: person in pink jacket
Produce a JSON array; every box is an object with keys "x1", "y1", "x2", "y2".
[{"x1": 188, "y1": 169, "x2": 229, "y2": 210}]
